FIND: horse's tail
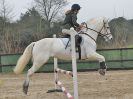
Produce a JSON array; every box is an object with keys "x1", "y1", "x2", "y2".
[{"x1": 14, "y1": 42, "x2": 35, "y2": 74}]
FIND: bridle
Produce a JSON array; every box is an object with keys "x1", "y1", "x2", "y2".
[{"x1": 79, "y1": 20, "x2": 111, "y2": 42}]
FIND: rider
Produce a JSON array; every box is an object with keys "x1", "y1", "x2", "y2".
[
  {"x1": 62, "y1": 4, "x2": 83, "y2": 37},
  {"x1": 62, "y1": 4, "x2": 83, "y2": 59}
]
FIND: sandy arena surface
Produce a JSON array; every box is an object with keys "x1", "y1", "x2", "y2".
[{"x1": 1, "y1": 70, "x2": 133, "y2": 99}]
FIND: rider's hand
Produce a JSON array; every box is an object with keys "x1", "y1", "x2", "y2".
[
  {"x1": 79, "y1": 24, "x2": 83, "y2": 28},
  {"x1": 79, "y1": 24, "x2": 85, "y2": 29},
  {"x1": 75, "y1": 27, "x2": 81, "y2": 32}
]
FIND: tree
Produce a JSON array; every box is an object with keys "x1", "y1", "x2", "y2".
[
  {"x1": 17, "y1": 7, "x2": 49, "y2": 48},
  {"x1": 34, "y1": 0, "x2": 67, "y2": 31},
  {"x1": 0, "y1": 0, "x2": 15, "y2": 53},
  {"x1": 0, "y1": 0, "x2": 14, "y2": 34}
]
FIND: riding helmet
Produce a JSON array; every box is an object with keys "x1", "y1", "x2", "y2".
[{"x1": 71, "y1": 4, "x2": 81, "y2": 10}]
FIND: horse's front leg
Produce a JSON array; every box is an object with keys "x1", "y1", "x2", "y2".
[{"x1": 87, "y1": 52, "x2": 107, "y2": 76}]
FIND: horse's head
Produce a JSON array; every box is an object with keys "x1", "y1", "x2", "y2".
[
  {"x1": 81, "y1": 17, "x2": 113, "y2": 42},
  {"x1": 99, "y1": 17, "x2": 113, "y2": 42}
]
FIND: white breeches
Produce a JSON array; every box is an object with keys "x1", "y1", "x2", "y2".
[{"x1": 62, "y1": 29, "x2": 77, "y2": 35}]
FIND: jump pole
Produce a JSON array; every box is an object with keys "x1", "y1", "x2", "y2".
[
  {"x1": 48, "y1": 32, "x2": 79, "y2": 99},
  {"x1": 70, "y1": 28, "x2": 79, "y2": 99},
  {"x1": 53, "y1": 34, "x2": 59, "y2": 90},
  {"x1": 54, "y1": 51, "x2": 58, "y2": 89},
  {"x1": 47, "y1": 34, "x2": 62, "y2": 93},
  {"x1": 55, "y1": 68, "x2": 73, "y2": 77}
]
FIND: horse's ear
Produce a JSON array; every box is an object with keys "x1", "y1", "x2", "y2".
[
  {"x1": 107, "y1": 18, "x2": 110, "y2": 22},
  {"x1": 104, "y1": 17, "x2": 110, "y2": 23}
]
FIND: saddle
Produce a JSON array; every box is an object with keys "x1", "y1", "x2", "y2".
[{"x1": 63, "y1": 34, "x2": 82, "y2": 60}]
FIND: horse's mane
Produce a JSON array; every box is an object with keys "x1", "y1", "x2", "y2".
[
  {"x1": 80, "y1": 17, "x2": 108, "y2": 32},
  {"x1": 86, "y1": 17, "x2": 108, "y2": 25}
]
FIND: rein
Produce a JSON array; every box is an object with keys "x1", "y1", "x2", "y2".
[
  {"x1": 79, "y1": 31, "x2": 96, "y2": 42},
  {"x1": 79, "y1": 20, "x2": 111, "y2": 42}
]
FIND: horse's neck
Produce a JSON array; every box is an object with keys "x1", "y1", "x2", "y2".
[
  {"x1": 85, "y1": 19, "x2": 102, "y2": 41},
  {"x1": 84, "y1": 24, "x2": 99, "y2": 41},
  {"x1": 87, "y1": 30, "x2": 98, "y2": 41}
]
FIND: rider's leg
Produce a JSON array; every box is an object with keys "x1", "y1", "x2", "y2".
[
  {"x1": 62, "y1": 29, "x2": 77, "y2": 35},
  {"x1": 62, "y1": 28, "x2": 81, "y2": 49}
]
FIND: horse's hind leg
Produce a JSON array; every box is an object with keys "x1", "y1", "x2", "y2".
[{"x1": 23, "y1": 56, "x2": 49, "y2": 94}]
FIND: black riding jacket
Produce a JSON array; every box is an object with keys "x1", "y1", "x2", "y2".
[{"x1": 62, "y1": 11, "x2": 80, "y2": 29}]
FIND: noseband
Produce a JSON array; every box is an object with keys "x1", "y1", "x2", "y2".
[{"x1": 79, "y1": 20, "x2": 111, "y2": 42}]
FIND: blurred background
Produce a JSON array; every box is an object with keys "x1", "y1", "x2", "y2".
[{"x1": 0, "y1": 0, "x2": 133, "y2": 54}]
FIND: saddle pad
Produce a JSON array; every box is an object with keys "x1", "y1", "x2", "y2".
[{"x1": 59, "y1": 38, "x2": 71, "y2": 47}]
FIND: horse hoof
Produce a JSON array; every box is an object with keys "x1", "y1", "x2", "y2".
[
  {"x1": 98, "y1": 69, "x2": 106, "y2": 76},
  {"x1": 23, "y1": 81, "x2": 29, "y2": 95},
  {"x1": 23, "y1": 86, "x2": 28, "y2": 95}
]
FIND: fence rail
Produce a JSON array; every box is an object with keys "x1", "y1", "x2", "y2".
[{"x1": 0, "y1": 48, "x2": 133, "y2": 73}]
